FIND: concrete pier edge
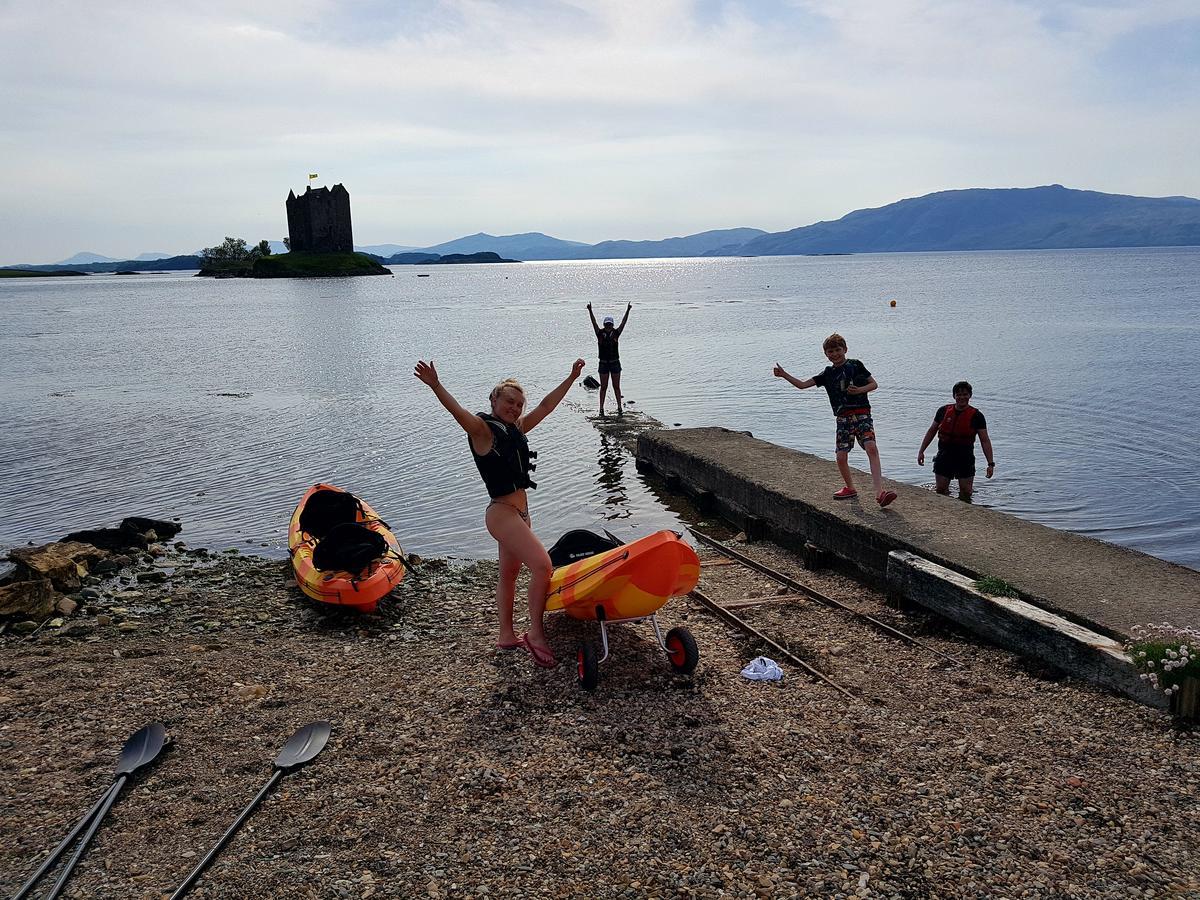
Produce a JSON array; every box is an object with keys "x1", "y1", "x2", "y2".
[
  {"x1": 637, "y1": 426, "x2": 1200, "y2": 714},
  {"x1": 886, "y1": 550, "x2": 1166, "y2": 709}
]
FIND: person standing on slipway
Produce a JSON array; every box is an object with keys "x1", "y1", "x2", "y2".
[
  {"x1": 773, "y1": 332, "x2": 898, "y2": 507},
  {"x1": 587, "y1": 302, "x2": 632, "y2": 417}
]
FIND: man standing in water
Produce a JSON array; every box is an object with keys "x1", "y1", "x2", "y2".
[
  {"x1": 917, "y1": 380, "x2": 995, "y2": 501},
  {"x1": 587, "y1": 302, "x2": 632, "y2": 417}
]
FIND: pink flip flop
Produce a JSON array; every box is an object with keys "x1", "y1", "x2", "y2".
[
  {"x1": 522, "y1": 634, "x2": 557, "y2": 668},
  {"x1": 495, "y1": 637, "x2": 525, "y2": 652}
]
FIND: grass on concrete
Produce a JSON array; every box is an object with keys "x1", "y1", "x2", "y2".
[{"x1": 974, "y1": 575, "x2": 1019, "y2": 597}]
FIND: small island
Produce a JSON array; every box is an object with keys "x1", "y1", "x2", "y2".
[
  {"x1": 252, "y1": 251, "x2": 389, "y2": 278},
  {"x1": 198, "y1": 183, "x2": 389, "y2": 279},
  {"x1": 0, "y1": 268, "x2": 88, "y2": 278},
  {"x1": 417, "y1": 252, "x2": 518, "y2": 265}
]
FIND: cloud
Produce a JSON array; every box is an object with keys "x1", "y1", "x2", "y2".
[{"x1": 1, "y1": 0, "x2": 1197, "y2": 262}]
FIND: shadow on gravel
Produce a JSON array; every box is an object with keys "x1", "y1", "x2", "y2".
[{"x1": 458, "y1": 616, "x2": 736, "y2": 802}]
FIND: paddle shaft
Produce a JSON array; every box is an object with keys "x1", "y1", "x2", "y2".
[
  {"x1": 43, "y1": 774, "x2": 126, "y2": 900},
  {"x1": 169, "y1": 768, "x2": 283, "y2": 900},
  {"x1": 10, "y1": 781, "x2": 116, "y2": 900}
]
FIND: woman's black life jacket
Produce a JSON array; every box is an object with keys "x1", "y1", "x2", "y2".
[
  {"x1": 937, "y1": 403, "x2": 980, "y2": 448},
  {"x1": 471, "y1": 413, "x2": 538, "y2": 498},
  {"x1": 597, "y1": 329, "x2": 620, "y2": 362}
]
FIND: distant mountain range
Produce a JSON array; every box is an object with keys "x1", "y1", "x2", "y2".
[
  {"x1": 12, "y1": 185, "x2": 1198, "y2": 272},
  {"x1": 571, "y1": 228, "x2": 767, "y2": 260},
  {"x1": 730, "y1": 185, "x2": 1200, "y2": 256},
  {"x1": 418, "y1": 232, "x2": 592, "y2": 259},
  {"x1": 56, "y1": 252, "x2": 118, "y2": 264},
  {"x1": 56, "y1": 250, "x2": 180, "y2": 265},
  {"x1": 355, "y1": 242, "x2": 422, "y2": 256}
]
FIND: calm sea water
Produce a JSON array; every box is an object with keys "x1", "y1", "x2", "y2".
[{"x1": 2, "y1": 248, "x2": 1198, "y2": 569}]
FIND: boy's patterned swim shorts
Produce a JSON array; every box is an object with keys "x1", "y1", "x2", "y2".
[{"x1": 835, "y1": 413, "x2": 876, "y2": 453}]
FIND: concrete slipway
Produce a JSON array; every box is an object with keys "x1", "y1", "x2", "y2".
[{"x1": 636, "y1": 427, "x2": 1200, "y2": 712}]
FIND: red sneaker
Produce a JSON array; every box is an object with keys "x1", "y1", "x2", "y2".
[
  {"x1": 833, "y1": 487, "x2": 858, "y2": 499},
  {"x1": 877, "y1": 490, "x2": 898, "y2": 507}
]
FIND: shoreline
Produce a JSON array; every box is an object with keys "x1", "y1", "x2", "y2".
[{"x1": 2, "y1": 533, "x2": 1197, "y2": 897}]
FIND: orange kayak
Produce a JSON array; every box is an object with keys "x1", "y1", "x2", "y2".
[
  {"x1": 288, "y1": 483, "x2": 404, "y2": 613},
  {"x1": 545, "y1": 530, "x2": 700, "y2": 621}
]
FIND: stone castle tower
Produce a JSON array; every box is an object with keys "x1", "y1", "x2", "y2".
[{"x1": 286, "y1": 183, "x2": 353, "y2": 253}]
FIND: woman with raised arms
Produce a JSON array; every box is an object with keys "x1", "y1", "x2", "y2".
[{"x1": 414, "y1": 358, "x2": 585, "y2": 668}]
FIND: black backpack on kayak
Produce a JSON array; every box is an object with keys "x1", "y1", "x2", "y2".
[
  {"x1": 299, "y1": 489, "x2": 364, "y2": 540},
  {"x1": 312, "y1": 522, "x2": 388, "y2": 574}
]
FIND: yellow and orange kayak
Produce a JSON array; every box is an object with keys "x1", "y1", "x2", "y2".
[
  {"x1": 287, "y1": 483, "x2": 404, "y2": 613},
  {"x1": 545, "y1": 530, "x2": 700, "y2": 621}
]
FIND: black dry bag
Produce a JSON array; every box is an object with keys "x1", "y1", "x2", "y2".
[
  {"x1": 298, "y1": 489, "x2": 364, "y2": 540},
  {"x1": 312, "y1": 523, "x2": 388, "y2": 574}
]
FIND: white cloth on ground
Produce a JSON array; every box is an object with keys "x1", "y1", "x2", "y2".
[{"x1": 740, "y1": 656, "x2": 783, "y2": 681}]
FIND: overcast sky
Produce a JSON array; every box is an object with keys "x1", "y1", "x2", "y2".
[{"x1": 1, "y1": 0, "x2": 1197, "y2": 263}]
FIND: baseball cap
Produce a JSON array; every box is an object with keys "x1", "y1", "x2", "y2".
[{"x1": 602, "y1": 316, "x2": 615, "y2": 326}]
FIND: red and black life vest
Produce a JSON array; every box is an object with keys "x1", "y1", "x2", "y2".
[{"x1": 937, "y1": 403, "x2": 980, "y2": 447}]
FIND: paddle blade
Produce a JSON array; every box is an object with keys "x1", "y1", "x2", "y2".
[
  {"x1": 273, "y1": 721, "x2": 331, "y2": 771},
  {"x1": 114, "y1": 723, "x2": 168, "y2": 776}
]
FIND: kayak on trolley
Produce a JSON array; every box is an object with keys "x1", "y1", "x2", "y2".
[{"x1": 545, "y1": 528, "x2": 701, "y2": 690}]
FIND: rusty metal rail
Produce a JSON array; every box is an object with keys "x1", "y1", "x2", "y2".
[
  {"x1": 689, "y1": 587, "x2": 858, "y2": 701},
  {"x1": 689, "y1": 528, "x2": 965, "y2": 667}
]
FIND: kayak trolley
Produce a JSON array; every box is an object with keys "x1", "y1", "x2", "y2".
[
  {"x1": 576, "y1": 606, "x2": 699, "y2": 691},
  {"x1": 546, "y1": 528, "x2": 702, "y2": 692}
]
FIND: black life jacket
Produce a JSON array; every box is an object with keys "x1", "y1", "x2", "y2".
[
  {"x1": 937, "y1": 403, "x2": 980, "y2": 448},
  {"x1": 597, "y1": 329, "x2": 620, "y2": 362},
  {"x1": 472, "y1": 413, "x2": 537, "y2": 498}
]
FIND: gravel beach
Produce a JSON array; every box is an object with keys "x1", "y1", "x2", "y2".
[{"x1": 2, "y1": 537, "x2": 1197, "y2": 899}]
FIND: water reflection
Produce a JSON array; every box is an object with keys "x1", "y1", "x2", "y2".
[{"x1": 595, "y1": 432, "x2": 632, "y2": 520}]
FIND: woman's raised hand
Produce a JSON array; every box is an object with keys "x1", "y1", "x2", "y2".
[
  {"x1": 586, "y1": 302, "x2": 592, "y2": 310},
  {"x1": 414, "y1": 360, "x2": 440, "y2": 388},
  {"x1": 571, "y1": 358, "x2": 585, "y2": 378}
]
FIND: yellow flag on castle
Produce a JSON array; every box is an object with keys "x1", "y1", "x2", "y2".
[{"x1": 308, "y1": 173, "x2": 319, "y2": 180}]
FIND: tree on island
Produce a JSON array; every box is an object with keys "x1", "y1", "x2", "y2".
[{"x1": 199, "y1": 237, "x2": 273, "y2": 274}]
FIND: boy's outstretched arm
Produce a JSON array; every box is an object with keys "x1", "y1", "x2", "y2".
[
  {"x1": 522, "y1": 358, "x2": 586, "y2": 433},
  {"x1": 978, "y1": 429, "x2": 996, "y2": 477},
  {"x1": 917, "y1": 423, "x2": 939, "y2": 465},
  {"x1": 773, "y1": 363, "x2": 816, "y2": 390}
]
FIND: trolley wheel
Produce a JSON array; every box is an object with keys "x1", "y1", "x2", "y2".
[
  {"x1": 665, "y1": 626, "x2": 699, "y2": 675},
  {"x1": 577, "y1": 642, "x2": 600, "y2": 691}
]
